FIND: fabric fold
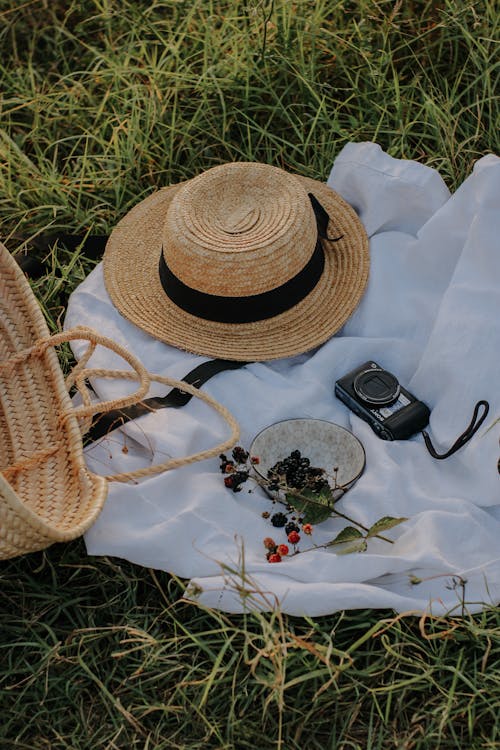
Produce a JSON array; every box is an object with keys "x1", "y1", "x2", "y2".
[{"x1": 65, "y1": 142, "x2": 500, "y2": 616}]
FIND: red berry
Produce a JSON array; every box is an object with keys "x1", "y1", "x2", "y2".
[
  {"x1": 263, "y1": 537, "x2": 276, "y2": 550},
  {"x1": 251, "y1": 456, "x2": 260, "y2": 464},
  {"x1": 268, "y1": 553, "x2": 282, "y2": 563},
  {"x1": 225, "y1": 463, "x2": 235, "y2": 473},
  {"x1": 287, "y1": 531, "x2": 300, "y2": 544},
  {"x1": 277, "y1": 544, "x2": 289, "y2": 556},
  {"x1": 224, "y1": 476, "x2": 234, "y2": 488},
  {"x1": 302, "y1": 523, "x2": 313, "y2": 535}
]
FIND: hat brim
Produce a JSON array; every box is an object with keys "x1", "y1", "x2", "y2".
[{"x1": 103, "y1": 175, "x2": 369, "y2": 361}]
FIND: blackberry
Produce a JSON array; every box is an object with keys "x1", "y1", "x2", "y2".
[
  {"x1": 312, "y1": 478, "x2": 330, "y2": 493},
  {"x1": 271, "y1": 512, "x2": 288, "y2": 527},
  {"x1": 285, "y1": 521, "x2": 300, "y2": 535},
  {"x1": 232, "y1": 446, "x2": 249, "y2": 464},
  {"x1": 231, "y1": 470, "x2": 249, "y2": 492},
  {"x1": 268, "y1": 450, "x2": 329, "y2": 495},
  {"x1": 219, "y1": 455, "x2": 230, "y2": 473},
  {"x1": 267, "y1": 465, "x2": 283, "y2": 481}
]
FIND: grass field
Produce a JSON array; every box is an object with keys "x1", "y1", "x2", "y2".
[{"x1": 1, "y1": 1, "x2": 499, "y2": 748}]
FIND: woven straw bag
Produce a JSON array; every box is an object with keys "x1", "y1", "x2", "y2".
[{"x1": 0, "y1": 244, "x2": 239, "y2": 560}]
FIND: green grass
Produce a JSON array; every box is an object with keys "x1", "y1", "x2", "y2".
[
  {"x1": 0, "y1": 0, "x2": 499, "y2": 747},
  {"x1": 1, "y1": 543, "x2": 500, "y2": 749}
]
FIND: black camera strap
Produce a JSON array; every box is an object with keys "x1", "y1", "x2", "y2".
[
  {"x1": 422, "y1": 400, "x2": 490, "y2": 459},
  {"x1": 86, "y1": 358, "x2": 246, "y2": 441}
]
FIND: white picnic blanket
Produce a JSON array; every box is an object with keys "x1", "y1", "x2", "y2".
[{"x1": 65, "y1": 142, "x2": 500, "y2": 617}]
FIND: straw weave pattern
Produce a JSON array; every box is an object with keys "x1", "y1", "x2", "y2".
[
  {"x1": 164, "y1": 163, "x2": 313, "y2": 296},
  {"x1": 104, "y1": 162, "x2": 370, "y2": 361},
  {"x1": 0, "y1": 244, "x2": 240, "y2": 559},
  {"x1": 0, "y1": 248, "x2": 108, "y2": 557}
]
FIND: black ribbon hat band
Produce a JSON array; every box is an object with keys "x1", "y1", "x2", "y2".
[{"x1": 158, "y1": 193, "x2": 342, "y2": 324}]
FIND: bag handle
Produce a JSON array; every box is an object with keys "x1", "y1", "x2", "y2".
[
  {"x1": 2, "y1": 326, "x2": 151, "y2": 422},
  {"x1": 81, "y1": 370, "x2": 240, "y2": 483},
  {"x1": 1, "y1": 326, "x2": 240, "y2": 483}
]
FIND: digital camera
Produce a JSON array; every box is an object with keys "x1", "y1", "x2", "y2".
[{"x1": 334, "y1": 361, "x2": 430, "y2": 440}]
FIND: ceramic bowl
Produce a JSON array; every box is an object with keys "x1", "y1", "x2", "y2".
[{"x1": 249, "y1": 418, "x2": 365, "y2": 502}]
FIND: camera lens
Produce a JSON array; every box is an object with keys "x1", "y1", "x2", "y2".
[{"x1": 353, "y1": 368, "x2": 400, "y2": 407}]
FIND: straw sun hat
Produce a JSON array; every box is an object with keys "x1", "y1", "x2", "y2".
[
  {"x1": 0, "y1": 243, "x2": 239, "y2": 559},
  {"x1": 104, "y1": 162, "x2": 369, "y2": 361}
]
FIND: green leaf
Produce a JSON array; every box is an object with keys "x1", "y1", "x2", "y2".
[
  {"x1": 326, "y1": 526, "x2": 363, "y2": 546},
  {"x1": 286, "y1": 487, "x2": 333, "y2": 525},
  {"x1": 336, "y1": 539, "x2": 368, "y2": 555},
  {"x1": 295, "y1": 486, "x2": 335, "y2": 508},
  {"x1": 366, "y1": 516, "x2": 408, "y2": 538},
  {"x1": 302, "y1": 504, "x2": 333, "y2": 525}
]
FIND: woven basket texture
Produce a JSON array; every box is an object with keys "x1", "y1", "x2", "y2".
[
  {"x1": 0, "y1": 243, "x2": 240, "y2": 559},
  {"x1": 0, "y1": 245, "x2": 108, "y2": 558}
]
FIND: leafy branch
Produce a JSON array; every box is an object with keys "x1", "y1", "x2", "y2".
[{"x1": 220, "y1": 447, "x2": 407, "y2": 560}]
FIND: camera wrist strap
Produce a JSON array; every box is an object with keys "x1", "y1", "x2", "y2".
[{"x1": 421, "y1": 400, "x2": 490, "y2": 459}]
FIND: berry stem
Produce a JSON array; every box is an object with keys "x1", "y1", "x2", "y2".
[
  {"x1": 224, "y1": 449, "x2": 394, "y2": 546},
  {"x1": 275, "y1": 484, "x2": 393, "y2": 544}
]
